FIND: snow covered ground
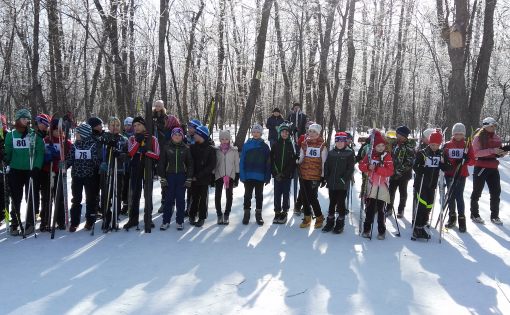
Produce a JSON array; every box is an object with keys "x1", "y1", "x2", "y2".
[{"x1": 1, "y1": 129, "x2": 510, "y2": 315}]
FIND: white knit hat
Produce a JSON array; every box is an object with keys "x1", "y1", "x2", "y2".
[
  {"x1": 452, "y1": 123, "x2": 466, "y2": 135},
  {"x1": 219, "y1": 129, "x2": 231, "y2": 140},
  {"x1": 308, "y1": 123, "x2": 322, "y2": 134},
  {"x1": 422, "y1": 128, "x2": 435, "y2": 140}
]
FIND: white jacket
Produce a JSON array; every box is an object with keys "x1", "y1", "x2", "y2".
[{"x1": 214, "y1": 146, "x2": 240, "y2": 180}]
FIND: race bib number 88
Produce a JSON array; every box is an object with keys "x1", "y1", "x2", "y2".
[
  {"x1": 13, "y1": 138, "x2": 29, "y2": 149},
  {"x1": 306, "y1": 147, "x2": 321, "y2": 158},
  {"x1": 449, "y1": 149, "x2": 463, "y2": 159},
  {"x1": 425, "y1": 156, "x2": 440, "y2": 167}
]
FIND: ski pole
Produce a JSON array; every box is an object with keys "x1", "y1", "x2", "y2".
[
  {"x1": 28, "y1": 133, "x2": 37, "y2": 238},
  {"x1": 411, "y1": 175, "x2": 424, "y2": 239}
]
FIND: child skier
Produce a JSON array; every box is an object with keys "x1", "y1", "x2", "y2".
[
  {"x1": 359, "y1": 130, "x2": 394, "y2": 239},
  {"x1": 293, "y1": 120, "x2": 314, "y2": 216},
  {"x1": 29, "y1": 114, "x2": 51, "y2": 220},
  {"x1": 298, "y1": 123, "x2": 327, "y2": 229},
  {"x1": 123, "y1": 116, "x2": 160, "y2": 230},
  {"x1": 121, "y1": 117, "x2": 134, "y2": 215},
  {"x1": 189, "y1": 125, "x2": 216, "y2": 227},
  {"x1": 412, "y1": 129, "x2": 451, "y2": 240},
  {"x1": 4, "y1": 109, "x2": 45, "y2": 236},
  {"x1": 67, "y1": 124, "x2": 100, "y2": 232},
  {"x1": 443, "y1": 123, "x2": 475, "y2": 232},
  {"x1": 214, "y1": 130, "x2": 239, "y2": 225},
  {"x1": 185, "y1": 119, "x2": 202, "y2": 145},
  {"x1": 158, "y1": 127, "x2": 193, "y2": 230},
  {"x1": 323, "y1": 132, "x2": 355, "y2": 234},
  {"x1": 240, "y1": 124, "x2": 271, "y2": 225},
  {"x1": 270, "y1": 123, "x2": 296, "y2": 224}
]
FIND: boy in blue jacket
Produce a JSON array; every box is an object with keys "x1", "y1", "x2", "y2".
[{"x1": 240, "y1": 124, "x2": 271, "y2": 225}]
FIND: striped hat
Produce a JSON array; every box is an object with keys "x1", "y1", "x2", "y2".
[
  {"x1": 195, "y1": 125, "x2": 210, "y2": 140},
  {"x1": 35, "y1": 114, "x2": 51, "y2": 127},
  {"x1": 76, "y1": 123, "x2": 92, "y2": 139},
  {"x1": 15, "y1": 108, "x2": 31, "y2": 121},
  {"x1": 171, "y1": 127, "x2": 184, "y2": 138}
]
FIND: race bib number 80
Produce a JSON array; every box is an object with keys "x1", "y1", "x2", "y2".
[
  {"x1": 75, "y1": 149, "x2": 91, "y2": 160},
  {"x1": 425, "y1": 156, "x2": 440, "y2": 167},
  {"x1": 449, "y1": 149, "x2": 463, "y2": 159},
  {"x1": 12, "y1": 138, "x2": 29, "y2": 149},
  {"x1": 306, "y1": 147, "x2": 321, "y2": 158}
]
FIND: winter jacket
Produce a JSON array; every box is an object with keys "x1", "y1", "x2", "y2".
[
  {"x1": 43, "y1": 136, "x2": 72, "y2": 174},
  {"x1": 270, "y1": 138, "x2": 297, "y2": 180},
  {"x1": 299, "y1": 137, "x2": 327, "y2": 181},
  {"x1": 413, "y1": 147, "x2": 451, "y2": 190},
  {"x1": 102, "y1": 132, "x2": 129, "y2": 174},
  {"x1": 356, "y1": 142, "x2": 370, "y2": 163},
  {"x1": 359, "y1": 151, "x2": 394, "y2": 203},
  {"x1": 67, "y1": 137, "x2": 100, "y2": 178},
  {"x1": 324, "y1": 146, "x2": 355, "y2": 191},
  {"x1": 240, "y1": 138, "x2": 271, "y2": 183},
  {"x1": 153, "y1": 111, "x2": 168, "y2": 143},
  {"x1": 444, "y1": 138, "x2": 475, "y2": 178},
  {"x1": 128, "y1": 134, "x2": 160, "y2": 160},
  {"x1": 266, "y1": 115, "x2": 285, "y2": 143},
  {"x1": 390, "y1": 139, "x2": 415, "y2": 180},
  {"x1": 214, "y1": 146, "x2": 240, "y2": 180},
  {"x1": 472, "y1": 130, "x2": 502, "y2": 169},
  {"x1": 158, "y1": 140, "x2": 194, "y2": 178},
  {"x1": 190, "y1": 141, "x2": 216, "y2": 185},
  {"x1": 4, "y1": 128, "x2": 45, "y2": 170},
  {"x1": 287, "y1": 111, "x2": 307, "y2": 137}
]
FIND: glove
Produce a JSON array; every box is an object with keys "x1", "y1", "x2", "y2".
[
  {"x1": 184, "y1": 178, "x2": 192, "y2": 188},
  {"x1": 234, "y1": 173, "x2": 239, "y2": 187},
  {"x1": 135, "y1": 133, "x2": 145, "y2": 143},
  {"x1": 160, "y1": 178, "x2": 168, "y2": 187},
  {"x1": 320, "y1": 177, "x2": 326, "y2": 188},
  {"x1": 100, "y1": 162, "x2": 108, "y2": 172}
]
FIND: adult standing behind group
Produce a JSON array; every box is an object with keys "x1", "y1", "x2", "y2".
[
  {"x1": 287, "y1": 103, "x2": 307, "y2": 141},
  {"x1": 266, "y1": 108, "x2": 284, "y2": 147}
]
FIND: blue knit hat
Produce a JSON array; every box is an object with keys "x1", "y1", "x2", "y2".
[
  {"x1": 76, "y1": 123, "x2": 92, "y2": 139},
  {"x1": 195, "y1": 125, "x2": 209, "y2": 140},
  {"x1": 188, "y1": 119, "x2": 202, "y2": 129},
  {"x1": 15, "y1": 108, "x2": 31, "y2": 121}
]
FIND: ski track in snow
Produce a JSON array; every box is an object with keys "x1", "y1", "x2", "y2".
[{"x1": 1, "y1": 128, "x2": 509, "y2": 315}]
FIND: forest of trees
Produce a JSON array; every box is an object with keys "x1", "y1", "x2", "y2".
[{"x1": 0, "y1": 0, "x2": 508, "y2": 145}]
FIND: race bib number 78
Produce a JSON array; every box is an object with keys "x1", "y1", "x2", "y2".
[{"x1": 75, "y1": 149, "x2": 91, "y2": 160}]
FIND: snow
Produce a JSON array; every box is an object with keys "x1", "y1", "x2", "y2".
[{"x1": 1, "y1": 129, "x2": 510, "y2": 315}]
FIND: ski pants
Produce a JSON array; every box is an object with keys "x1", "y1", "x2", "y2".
[
  {"x1": 70, "y1": 176, "x2": 96, "y2": 226},
  {"x1": 189, "y1": 184, "x2": 209, "y2": 220},
  {"x1": 243, "y1": 180, "x2": 264, "y2": 210},
  {"x1": 274, "y1": 178, "x2": 291, "y2": 213},
  {"x1": 215, "y1": 178, "x2": 234, "y2": 216},
  {"x1": 8, "y1": 169, "x2": 32, "y2": 229},
  {"x1": 26, "y1": 168, "x2": 44, "y2": 216},
  {"x1": 445, "y1": 176, "x2": 466, "y2": 217},
  {"x1": 415, "y1": 187, "x2": 435, "y2": 227},
  {"x1": 328, "y1": 189, "x2": 347, "y2": 218},
  {"x1": 470, "y1": 167, "x2": 500, "y2": 219},
  {"x1": 363, "y1": 198, "x2": 386, "y2": 234},
  {"x1": 0, "y1": 169, "x2": 10, "y2": 222},
  {"x1": 38, "y1": 170, "x2": 53, "y2": 228},
  {"x1": 388, "y1": 177, "x2": 410, "y2": 215},
  {"x1": 302, "y1": 179, "x2": 322, "y2": 218},
  {"x1": 163, "y1": 172, "x2": 186, "y2": 224}
]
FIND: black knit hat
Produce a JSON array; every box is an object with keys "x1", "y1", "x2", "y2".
[
  {"x1": 273, "y1": 108, "x2": 281, "y2": 113},
  {"x1": 87, "y1": 117, "x2": 103, "y2": 129},
  {"x1": 132, "y1": 116, "x2": 145, "y2": 126}
]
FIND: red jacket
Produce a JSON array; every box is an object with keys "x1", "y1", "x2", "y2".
[
  {"x1": 444, "y1": 138, "x2": 475, "y2": 177},
  {"x1": 43, "y1": 136, "x2": 72, "y2": 173},
  {"x1": 359, "y1": 151, "x2": 394, "y2": 185},
  {"x1": 472, "y1": 131, "x2": 502, "y2": 169},
  {"x1": 128, "y1": 135, "x2": 160, "y2": 160}
]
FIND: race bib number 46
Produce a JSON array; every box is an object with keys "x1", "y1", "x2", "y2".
[
  {"x1": 75, "y1": 149, "x2": 91, "y2": 160},
  {"x1": 425, "y1": 156, "x2": 440, "y2": 167},
  {"x1": 306, "y1": 147, "x2": 321, "y2": 158},
  {"x1": 12, "y1": 138, "x2": 29, "y2": 149},
  {"x1": 448, "y1": 149, "x2": 463, "y2": 159}
]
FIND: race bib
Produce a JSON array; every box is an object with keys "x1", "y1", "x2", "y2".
[
  {"x1": 448, "y1": 148, "x2": 463, "y2": 159},
  {"x1": 306, "y1": 147, "x2": 321, "y2": 158},
  {"x1": 45, "y1": 143, "x2": 60, "y2": 152},
  {"x1": 425, "y1": 156, "x2": 440, "y2": 167},
  {"x1": 75, "y1": 149, "x2": 91, "y2": 160},
  {"x1": 12, "y1": 137, "x2": 29, "y2": 149}
]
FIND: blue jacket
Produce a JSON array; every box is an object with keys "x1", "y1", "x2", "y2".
[{"x1": 240, "y1": 138, "x2": 271, "y2": 183}]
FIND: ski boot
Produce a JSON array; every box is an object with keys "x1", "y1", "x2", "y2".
[
  {"x1": 322, "y1": 217, "x2": 335, "y2": 233},
  {"x1": 412, "y1": 226, "x2": 431, "y2": 241},
  {"x1": 470, "y1": 214, "x2": 485, "y2": 224},
  {"x1": 377, "y1": 232, "x2": 385, "y2": 240},
  {"x1": 123, "y1": 220, "x2": 138, "y2": 231},
  {"x1": 255, "y1": 209, "x2": 264, "y2": 226},
  {"x1": 333, "y1": 218, "x2": 345, "y2": 234},
  {"x1": 160, "y1": 223, "x2": 170, "y2": 231},
  {"x1": 445, "y1": 214, "x2": 457, "y2": 229},
  {"x1": 195, "y1": 219, "x2": 205, "y2": 228},
  {"x1": 242, "y1": 209, "x2": 250, "y2": 225},
  {"x1": 491, "y1": 217, "x2": 503, "y2": 225},
  {"x1": 293, "y1": 207, "x2": 302, "y2": 217},
  {"x1": 458, "y1": 215, "x2": 466, "y2": 233}
]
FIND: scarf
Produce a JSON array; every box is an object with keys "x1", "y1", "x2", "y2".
[{"x1": 220, "y1": 143, "x2": 231, "y2": 188}]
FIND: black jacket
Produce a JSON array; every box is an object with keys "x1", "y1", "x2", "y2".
[
  {"x1": 270, "y1": 138, "x2": 297, "y2": 179},
  {"x1": 413, "y1": 147, "x2": 451, "y2": 190},
  {"x1": 158, "y1": 140, "x2": 193, "y2": 179},
  {"x1": 287, "y1": 111, "x2": 307, "y2": 138},
  {"x1": 324, "y1": 147, "x2": 355, "y2": 190},
  {"x1": 266, "y1": 115, "x2": 285, "y2": 142},
  {"x1": 390, "y1": 140, "x2": 415, "y2": 181},
  {"x1": 190, "y1": 141, "x2": 217, "y2": 185}
]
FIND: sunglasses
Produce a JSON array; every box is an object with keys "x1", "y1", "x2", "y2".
[{"x1": 335, "y1": 136, "x2": 347, "y2": 142}]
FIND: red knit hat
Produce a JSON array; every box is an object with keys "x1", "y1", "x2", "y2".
[
  {"x1": 373, "y1": 130, "x2": 386, "y2": 147},
  {"x1": 429, "y1": 129, "x2": 443, "y2": 145}
]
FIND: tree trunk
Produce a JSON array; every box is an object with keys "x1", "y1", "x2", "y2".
[
  {"x1": 234, "y1": 0, "x2": 274, "y2": 149},
  {"x1": 47, "y1": 0, "x2": 67, "y2": 114},
  {"x1": 211, "y1": 0, "x2": 226, "y2": 129},
  {"x1": 158, "y1": 0, "x2": 169, "y2": 106},
  {"x1": 274, "y1": 0, "x2": 292, "y2": 107},
  {"x1": 338, "y1": 0, "x2": 356, "y2": 131}
]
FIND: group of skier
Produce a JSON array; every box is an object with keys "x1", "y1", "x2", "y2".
[{"x1": 1, "y1": 101, "x2": 509, "y2": 242}]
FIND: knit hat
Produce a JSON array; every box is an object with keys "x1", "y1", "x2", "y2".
[
  {"x1": 278, "y1": 123, "x2": 290, "y2": 134},
  {"x1": 273, "y1": 108, "x2": 281, "y2": 113},
  {"x1": 0, "y1": 114, "x2": 6, "y2": 131},
  {"x1": 429, "y1": 130, "x2": 443, "y2": 145},
  {"x1": 171, "y1": 127, "x2": 184, "y2": 138},
  {"x1": 335, "y1": 132, "x2": 348, "y2": 142},
  {"x1": 373, "y1": 130, "x2": 386, "y2": 147},
  {"x1": 482, "y1": 117, "x2": 497, "y2": 127},
  {"x1": 15, "y1": 108, "x2": 31, "y2": 121},
  {"x1": 124, "y1": 117, "x2": 134, "y2": 126},
  {"x1": 396, "y1": 125, "x2": 411, "y2": 138},
  {"x1": 188, "y1": 119, "x2": 202, "y2": 129},
  {"x1": 165, "y1": 115, "x2": 181, "y2": 131},
  {"x1": 76, "y1": 123, "x2": 92, "y2": 139},
  {"x1": 50, "y1": 118, "x2": 60, "y2": 130},
  {"x1": 35, "y1": 114, "x2": 51, "y2": 127},
  {"x1": 308, "y1": 123, "x2": 322, "y2": 134},
  {"x1": 108, "y1": 116, "x2": 121, "y2": 125},
  {"x1": 132, "y1": 116, "x2": 145, "y2": 126},
  {"x1": 452, "y1": 123, "x2": 466, "y2": 135},
  {"x1": 305, "y1": 120, "x2": 315, "y2": 130},
  {"x1": 195, "y1": 125, "x2": 210, "y2": 140},
  {"x1": 422, "y1": 128, "x2": 435, "y2": 140},
  {"x1": 219, "y1": 129, "x2": 231, "y2": 140},
  {"x1": 87, "y1": 117, "x2": 103, "y2": 129},
  {"x1": 251, "y1": 123, "x2": 263, "y2": 134}
]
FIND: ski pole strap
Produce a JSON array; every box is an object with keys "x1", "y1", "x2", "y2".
[{"x1": 417, "y1": 193, "x2": 433, "y2": 209}]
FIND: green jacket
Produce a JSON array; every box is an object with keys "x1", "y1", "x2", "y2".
[{"x1": 4, "y1": 128, "x2": 45, "y2": 170}]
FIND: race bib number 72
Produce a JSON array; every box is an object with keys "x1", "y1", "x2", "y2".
[{"x1": 306, "y1": 147, "x2": 321, "y2": 158}]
